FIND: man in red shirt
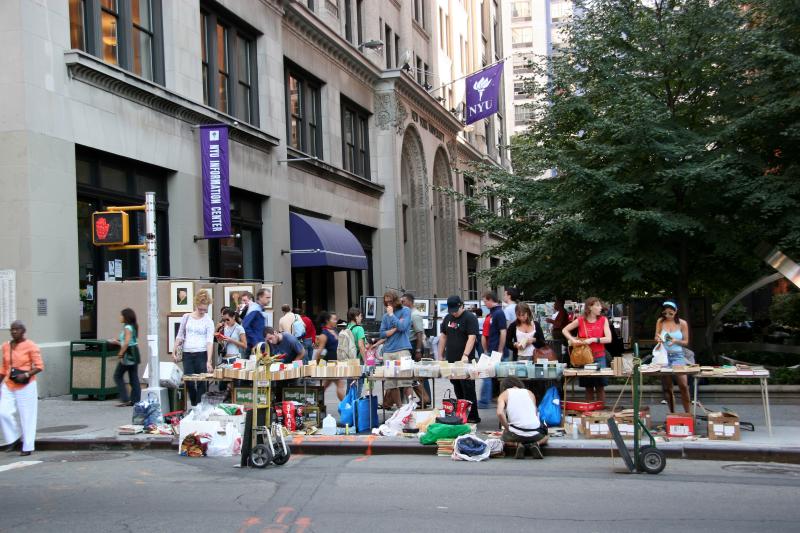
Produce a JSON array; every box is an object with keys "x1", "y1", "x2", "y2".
[{"x1": 295, "y1": 308, "x2": 316, "y2": 364}]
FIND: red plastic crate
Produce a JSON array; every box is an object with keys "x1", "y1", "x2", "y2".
[
  {"x1": 666, "y1": 413, "x2": 694, "y2": 437},
  {"x1": 563, "y1": 401, "x2": 605, "y2": 412}
]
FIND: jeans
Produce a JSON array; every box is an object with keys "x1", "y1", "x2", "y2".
[
  {"x1": 113, "y1": 362, "x2": 141, "y2": 403},
  {"x1": 183, "y1": 352, "x2": 207, "y2": 405},
  {"x1": 302, "y1": 339, "x2": 314, "y2": 364}
]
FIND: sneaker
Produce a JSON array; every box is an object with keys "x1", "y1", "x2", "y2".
[
  {"x1": 529, "y1": 444, "x2": 544, "y2": 459},
  {"x1": 514, "y1": 444, "x2": 526, "y2": 459}
]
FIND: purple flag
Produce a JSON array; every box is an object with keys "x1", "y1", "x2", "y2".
[
  {"x1": 465, "y1": 61, "x2": 505, "y2": 125},
  {"x1": 200, "y1": 125, "x2": 231, "y2": 238}
]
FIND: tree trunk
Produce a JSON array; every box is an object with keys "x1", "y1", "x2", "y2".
[{"x1": 676, "y1": 240, "x2": 690, "y2": 317}]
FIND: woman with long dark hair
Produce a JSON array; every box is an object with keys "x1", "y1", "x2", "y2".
[
  {"x1": 314, "y1": 311, "x2": 346, "y2": 401},
  {"x1": 112, "y1": 308, "x2": 141, "y2": 407},
  {"x1": 654, "y1": 301, "x2": 691, "y2": 412}
]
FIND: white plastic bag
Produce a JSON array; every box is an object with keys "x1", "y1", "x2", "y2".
[
  {"x1": 372, "y1": 399, "x2": 417, "y2": 436},
  {"x1": 652, "y1": 343, "x2": 668, "y2": 366},
  {"x1": 451, "y1": 434, "x2": 491, "y2": 462},
  {"x1": 206, "y1": 423, "x2": 240, "y2": 457}
]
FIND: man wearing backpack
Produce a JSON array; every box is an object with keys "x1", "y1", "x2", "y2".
[{"x1": 278, "y1": 304, "x2": 297, "y2": 334}]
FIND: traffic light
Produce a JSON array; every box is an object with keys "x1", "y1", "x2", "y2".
[{"x1": 92, "y1": 211, "x2": 130, "y2": 246}]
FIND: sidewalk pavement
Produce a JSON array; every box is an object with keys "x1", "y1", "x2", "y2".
[{"x1": 5, "y1": 379, "x2": 800, "y2": 463}]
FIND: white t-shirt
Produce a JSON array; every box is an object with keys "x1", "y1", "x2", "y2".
[
  {"x1": 506, "y1": 387, "x2": 541, "y2": 436},
  {"x1": 180, "y1": 314, "x2": 215, "y2": 353},
  {"x1": 222, "y1": 323, "x2": 246, "y2": 356},
  {"x1": 515, "y1": 327, "x2": 536, "y2": 359}
]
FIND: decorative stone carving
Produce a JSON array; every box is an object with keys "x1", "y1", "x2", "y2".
[
  {"x1": 375, "y1": 91, "x2": 409, "y2": 136},
  {"x1": 400, "y1": 127, "x2": 433, "y2": 295},
  {"x1": 432, "y1": 148, "x2": 458, "y2": 295}
]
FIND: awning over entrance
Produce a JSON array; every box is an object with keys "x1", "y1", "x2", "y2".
[{"x1": 288, "y1": 213, "x2": 368, "y2": 270}]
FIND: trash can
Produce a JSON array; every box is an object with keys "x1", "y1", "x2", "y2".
[{"x1": 70, "y1": 340, "x2": 118, "y2": 400}]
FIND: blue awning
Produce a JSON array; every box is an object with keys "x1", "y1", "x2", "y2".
[{"x1": 289, "y1": 213, "x2": 368, "y2": 270}]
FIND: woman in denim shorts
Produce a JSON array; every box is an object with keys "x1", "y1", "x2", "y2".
[{"x1": 654, "y1": 301, "x2": 691, "y2": 412}]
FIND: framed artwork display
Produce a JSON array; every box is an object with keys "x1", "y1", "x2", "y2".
[
  {"x1": 364, "y1": 297, "x2": 377, "y2": 319},
  {"x1": 224, "y1": 285, "x2": 255, "y2": 311},
  {"x1": 170, "y1": 281, "x2": 194, "y2": 313},
  {"x1": 436, "y1": 299, "x2": 449, "y2": 317},
  {"x1": 167, "y1": 315, "x2": 184, "y2": 353},
  {"x1": 413, "y1": 299, "x2": 430, "y2": 317}
]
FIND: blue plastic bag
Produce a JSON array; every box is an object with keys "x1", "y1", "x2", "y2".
[
  {"x1": 355, "y1": 395, "x2": 379, "y2": 432},
  {"x1": 539, "y1": 385, "x2": 561, "y2": 426},
  {"x1": 338, "y1": 384, "x2": 358, "y2": 427}
]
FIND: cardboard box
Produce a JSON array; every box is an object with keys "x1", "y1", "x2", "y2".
[
  {"x1": 708, "y1": 411, "x2": 740, "y2": 440},
  {"x1": 581, "y1": 411, "x2": 615, "y2": 439},
  {"x1": 666, "y1": 413, "x2": 694, "y2": 437},
  {"x1": 283, "y1": 386, "x2": 324, "y2": 406},
  {"x1": 302, "y1": 405, "x2": 325, "y2": 428},
  {"x1": 613, "y1": 408, "x2": 652, "y2": 436}
]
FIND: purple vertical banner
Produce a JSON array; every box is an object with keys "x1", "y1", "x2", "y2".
[
  {"x1": 200, "y1": 125, "x2": 231, "y2": 238},
  {"x1": 465, "y1": 61, "x2": 505, "y2": 125}
]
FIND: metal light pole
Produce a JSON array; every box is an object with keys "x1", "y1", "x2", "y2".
[{"x1": 144, "y1": 192, "x2": 168, "y2": 408}]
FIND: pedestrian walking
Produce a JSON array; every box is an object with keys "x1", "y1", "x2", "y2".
[
  {"x1": 379, "y1": 291, "x2": 413, "y2": 409},
  {"x1": 0, "y1": 321, "x2": 44, "y2": 456},
  {"x1": 110, "y1": 308, "x2": 141, "y2": 407}
]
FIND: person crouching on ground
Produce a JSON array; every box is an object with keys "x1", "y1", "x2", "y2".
[
  {"x1": 497, "y1": 377, "x2": 548, "y2": 459},
  {"x1": 0, "y1": 321, "x2": 44, "y2": 456}
]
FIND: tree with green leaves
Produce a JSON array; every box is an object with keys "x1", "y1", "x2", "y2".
[{"x1": 464, "y1": 0, "x2": 800, "y2": 310}]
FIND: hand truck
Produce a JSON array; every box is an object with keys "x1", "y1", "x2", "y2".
[
  {"x1": 246, "y1": 342, "x2": 292, "y2": 469},
  {"x1": 608, "y1": 343, "x2": 667, "y2": 474}
]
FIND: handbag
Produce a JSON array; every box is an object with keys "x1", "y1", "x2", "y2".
[
  {"x1": 652, "y1": 343, "x2": 668, "y2": 365},
  {"x1": 122, "y1": 344, "x2": 140, "y2": 366},
  {"x1": 8, "y1": 343, "x2": 31, "y2": 384},
  {"x1": 569, "y1": 319, "x2": 594, "y2": 367},
  {"x1": 174, "y1": 314, "x2": 189, "y2": 362}
]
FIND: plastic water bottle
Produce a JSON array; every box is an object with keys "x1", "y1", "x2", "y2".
[
  {"x1": 321, "y1": 414, "x2": 337, "y2": 436},
  {"x1": 572, "y1": 420, "x2": 580, "y2": 440}
]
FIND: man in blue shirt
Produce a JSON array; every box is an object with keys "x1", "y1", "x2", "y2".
[
  {"x1": 379, "y1": 291, "x2": 412, "y2": 409},
  {"x1": 242, "y1": 288, "x2": 269, "y2": 352},
  {"x1": 264, "y1": 327, "x2": 305, "y2": 363},
  {"x1": 479, "y1": 291, "x2": 507, "y2": 407}
]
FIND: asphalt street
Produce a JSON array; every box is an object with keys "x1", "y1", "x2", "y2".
[{"x1": 1, "y1": 450, "x2": 799, "y2": 533}]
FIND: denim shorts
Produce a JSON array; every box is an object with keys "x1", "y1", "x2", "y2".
[
  {"x1": 667, "y1": 350, "x2": 687, "y2": 367},
  {"x1": 579, "y1": 353, "x2": 609, "y2": 388}
]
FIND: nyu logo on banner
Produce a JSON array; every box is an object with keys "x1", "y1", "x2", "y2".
[
  {"x1": 465, "y1": 61, "x2": 505, "y2": 125},
  {"x1": 200, "y1": 125, "x2": 231, "y2": 238}
]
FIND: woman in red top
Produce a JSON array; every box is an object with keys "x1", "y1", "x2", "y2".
[
  {"x1": 0, "y1": 321, "x2": 44, "y2": 455},
  {"x1": 562, "y1": 297, "x2": 612, "y2": 403}
]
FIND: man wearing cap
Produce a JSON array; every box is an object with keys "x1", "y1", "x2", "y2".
[{"x1": 437, "y1": 296, "x2": 481, "y2": 423}]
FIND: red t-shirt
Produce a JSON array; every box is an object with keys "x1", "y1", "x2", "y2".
[
  {"x1": 578, "y1": 316, "x2": 607, "y2": 358},
  {"x1": 482, "y1": 315, "x2": 492, "y2": 338},
  {"x1": 301, "y1": 315, "x2": 316, "y2": 342}
]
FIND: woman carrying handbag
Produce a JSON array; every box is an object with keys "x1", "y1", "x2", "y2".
[
  {"x1": 108, "y1": 308, "x2": 141, "y2": 407},
  {"x1": 562, "y1": 297, "x2": 612, "y2": 404},
  {"x1": 0, "y1": 321, "x2": 44, "y2": 456}
]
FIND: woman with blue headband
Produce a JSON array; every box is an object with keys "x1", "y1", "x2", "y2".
[{"x1": 654, "y1": 301, "x2": 691, "y2": 412}]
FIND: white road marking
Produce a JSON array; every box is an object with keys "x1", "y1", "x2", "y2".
[{"x1": 0, "y1": 460, "x2": 42, "y2": 473}]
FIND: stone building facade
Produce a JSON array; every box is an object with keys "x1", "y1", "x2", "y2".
[{"x1": 0, "y1": 0, "x2": 510, "y2": 395}]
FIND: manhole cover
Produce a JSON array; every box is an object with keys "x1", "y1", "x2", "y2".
[
  {"x1": 45, "y1": 452, "x2": 129, "y2": 463},
  {"x1": 722, "y1": 463, "x2": 800, "y2": 476},
  {"x1": 37, "y1": 425, "x2": 89, "y2": 434}
]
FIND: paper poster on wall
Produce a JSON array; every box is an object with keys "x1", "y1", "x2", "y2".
[
  {"x1": 114, "y1": 259, "x2": 122, "y2": 279},
  {"x1": 0, "y1": 270, "x2": 16, "y2": 329}
]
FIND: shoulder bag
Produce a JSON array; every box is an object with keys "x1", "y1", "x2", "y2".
[
  {"x1": 174, "y1": 313, "x2": 190, "y2": 362},
  {"x1": 8, "y1": 343, "x2": 32, "y2": 384},
  {"x1": 568, "y1": 318, "x2": 594, "y2": 367}
]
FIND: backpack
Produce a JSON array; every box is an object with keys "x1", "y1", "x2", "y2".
[
  {"x1": 291, "y1": 315, "x2": 306, "y2": 339},
  {"x1": 337, "y1": 325, "x2": 358, "y2": 361}
]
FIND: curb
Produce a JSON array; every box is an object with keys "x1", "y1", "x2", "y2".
[{"x1": 32, "y1": 436, "x2": 800, "y2": 464}]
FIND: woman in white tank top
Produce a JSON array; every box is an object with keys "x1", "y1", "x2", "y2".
[{"x1": 496, "y1": 377, "x2": 548, "y2": 457}]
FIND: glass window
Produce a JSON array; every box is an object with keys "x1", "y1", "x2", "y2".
[
  {"x1": 340, "y1": 98, "x2": 371, "y2": 179},
  {"x1": 201, "y1": 7, "x2": 258, "y2": 124},
  {"x1": 512, "y1": 0, "x2": 531, "y2": 18},
  {"x1": 209, "y1": 189, "x2": 263, "y2": 280},
  {"x1": 68, "y1": 0, "x2": 163, "y2": 83},
  {"x1": 286, "y1": 64, "x2": 323, "y2": 158}
]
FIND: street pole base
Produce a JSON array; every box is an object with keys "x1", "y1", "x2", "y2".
[{"x1": 143, "y1": 386, "x2": 170, "y2": 412}]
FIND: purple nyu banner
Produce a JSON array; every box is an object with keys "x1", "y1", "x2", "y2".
[
  {"x1": 465, "y1": 61, "x2": 505, "y2": 125},
  {"x1": 200, "y1": 125, "x2": 231, "y2": 238}
]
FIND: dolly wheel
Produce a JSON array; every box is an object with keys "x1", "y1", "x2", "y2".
[
  {"x1": 272, "y1": 445, "x2": 291, "y2": 466},
  {"x1": 638, "y1": 445, "x2": 666, "y2": 475},
  {"x1": 249, "y1": 444, "x2": 272, "y2": 468}
]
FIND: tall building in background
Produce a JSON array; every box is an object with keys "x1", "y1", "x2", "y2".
[
  {"x1": 0, "y1": 0, "x2": 512, "y2": 396},
  {"x1": 510, "y1": 0, "x2": 573, "y2": 135}
]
